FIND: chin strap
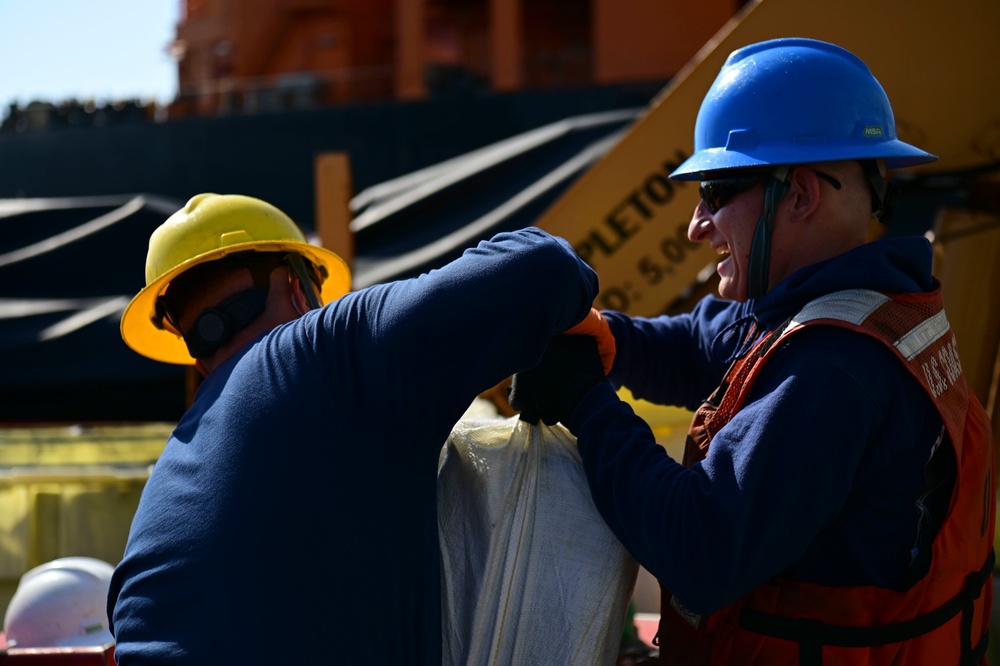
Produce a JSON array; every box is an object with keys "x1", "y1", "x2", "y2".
[
  {"x1": 860, "y1": 159, "x2": 899, "y2": 223},
  {"x1": 182, "y1": 254, "x2": 278, "y2": 359},
  {"x1": 747, "y1": 166, "x2": 791, "y2": 300},
  {"x1": 184, "y1": 288, "x2": 269, "y2": 359},
  {"x1": 286, "y1": 254, "x2": 323, "y2": 310},
  {"x1": 747, "y1": 161, "x2": 898, "y2": 299},
  {"x1": 176, "y1": 252, "x2": 324, "y2": 359}
]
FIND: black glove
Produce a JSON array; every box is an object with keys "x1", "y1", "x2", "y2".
[{"x1": 509, "y1": 335, "x2": 607, "y2": 426}]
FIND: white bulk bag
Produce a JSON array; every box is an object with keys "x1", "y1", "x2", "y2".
[{"x1": 439, "y1": 416, "x2": 638, "y2": 666}]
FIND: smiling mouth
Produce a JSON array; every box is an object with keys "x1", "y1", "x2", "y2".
[{"x1": 715, "y1": 245, "x2": 731, "y2": 262}]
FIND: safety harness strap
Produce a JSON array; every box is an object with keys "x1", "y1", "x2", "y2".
[{"x1": 738, "y1": 550, "x2": 994, "y2": 665}]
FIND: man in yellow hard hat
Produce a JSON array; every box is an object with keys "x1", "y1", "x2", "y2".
[{"x1": 110, "y1": 192, "x2": 609, "y2": 665}]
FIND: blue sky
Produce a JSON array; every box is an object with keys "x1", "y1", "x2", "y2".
[{"x1": 0, "y1": 0, "x2": 180, "y2": 114}]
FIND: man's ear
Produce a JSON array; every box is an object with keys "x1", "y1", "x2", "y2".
[{"x1": 785, "y1": 166, "x2": 822, "y2": 223}]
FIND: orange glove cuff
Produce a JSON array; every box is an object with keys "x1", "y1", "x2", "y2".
[{"x1": 563, "y1": 307, "x2": 616, "y2": 375}]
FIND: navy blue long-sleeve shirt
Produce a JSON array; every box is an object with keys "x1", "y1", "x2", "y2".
[
  {"x1": 109, "y1": 228, "x2": 599, "y2": 665},
  {"x1": 567, "y1": 237, "x2": 946, "y2": 615}
]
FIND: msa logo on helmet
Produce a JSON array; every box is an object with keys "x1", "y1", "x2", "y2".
[{"x1": 863, "y1": 126, "x2": 884, "y2": 138}]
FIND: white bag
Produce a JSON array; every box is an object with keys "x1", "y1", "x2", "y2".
[{"x1": 438, "y1": 417, "x2": 638, "y2": 666}]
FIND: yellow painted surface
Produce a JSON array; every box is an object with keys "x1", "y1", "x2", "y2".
[
  {"x1": 536, "y1": 0, "x2": 1000, "y2": 317},
  {"x1": 931, "y1": 206, "x2": 1000, "y2": 405},
  {"x1": 619, "y1": 389, "x2": 693, "y2": 462},
  {"x1": 0, "y1": 424, "x2": 171, "y2": 614}
]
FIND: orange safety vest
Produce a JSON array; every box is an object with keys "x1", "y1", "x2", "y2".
[{"x1": 657, "y1": 289, "x2": 995, "y2": 666}]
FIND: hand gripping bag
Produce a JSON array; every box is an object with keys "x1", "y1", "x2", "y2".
[{"x1": 438, "y1": 416, "x2": 638, "y2": 666}]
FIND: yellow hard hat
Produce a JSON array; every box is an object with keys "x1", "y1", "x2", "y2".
[{"x1": 120, "y1": 193, "x2": 351, "y2": 365}]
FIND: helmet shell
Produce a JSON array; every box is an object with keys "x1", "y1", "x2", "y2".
[
  {"x1": 670, "y1": 38, "x2": 937, "y2": 180},
  {"x1": 120, "y1": 193, "x2": 351, "y2": 365},
  {"x1": 3, "y1": 557, "x2": 115, "y2": 648}
]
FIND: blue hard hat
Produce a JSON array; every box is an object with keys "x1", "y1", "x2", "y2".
[{"x1": 670, "y1": 38, "x2": 937, "y2": 181}]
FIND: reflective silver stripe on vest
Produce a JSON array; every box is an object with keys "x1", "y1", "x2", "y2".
[
  {"x1": 788, "y1": 289, "x2": 951, "y2": 362},
  {"x1": 894, "y1": 309, "x2": 950, "y2": 361},
  {"x1": 789, "y1": 289, "x2": 890, "y2": 327}
]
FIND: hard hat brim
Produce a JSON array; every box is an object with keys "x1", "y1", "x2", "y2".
[
  {"x1": 121, "y1": 240, "x2": 350, "y2": 365},
  {"x1": 670, "y1": 141, "x2": 938, "y2": 181}
]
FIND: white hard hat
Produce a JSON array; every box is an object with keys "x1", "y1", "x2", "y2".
[{"x1": 3, "y1": 557, "x2": 115, "y2": 648}]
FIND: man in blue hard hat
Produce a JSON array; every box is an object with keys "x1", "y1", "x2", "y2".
[{"x1": 509, "y1": 38, "x2": 993, "y2": 664}]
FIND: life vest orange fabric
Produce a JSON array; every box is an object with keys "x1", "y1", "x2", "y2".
[{"x1": 658, "y1": 289, "x2": 995, "y2": 666}]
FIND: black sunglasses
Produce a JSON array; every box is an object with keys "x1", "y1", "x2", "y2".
[
  {"x1": 699, "y1": 169, "x2": 842, "y2": 214},
  {"x1": 698, "y1": 174, "x2": 768, "y2": 214}
]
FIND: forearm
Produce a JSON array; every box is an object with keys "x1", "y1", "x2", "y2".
[
  {"x1": 568, "y1": 384, "x2": 717, "y2": 596},
  {"x1": 603, "y1": 311, "x2": 723, "y2": 410},
  {"x1": 568, "y1": 351, "x2": 879, "y2": 615},
  {"x1": 570, "y1": 386, "x2": 789, "y2": 614},
  {"x1": 325, "y1": 228, "x2": 599, "y2": 423},
  {"x1": 417, "y1": 228, "x2": 598, "y2": 379}
]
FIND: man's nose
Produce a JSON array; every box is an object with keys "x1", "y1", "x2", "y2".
[{"x1": 688, "y1": 202, "x2": 713, "y2": 243}]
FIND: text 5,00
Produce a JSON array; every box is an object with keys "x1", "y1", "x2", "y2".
[{"x1": 597, "y1": 223, "x2": 700, "y2": 311}]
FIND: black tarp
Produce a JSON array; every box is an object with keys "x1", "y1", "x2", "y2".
[
  {"x1": 0, "y1": 83, "x2": 662, "y2": 227},
  {"x1": 1, "y1": 195, "x2": 189, "y2": 421},
  {"x1": 0, "y1": 109, "x2": 638, "y2": 422},
  {"x1": 350, "y1": 108, "x2": 638, "y2": 287}
]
